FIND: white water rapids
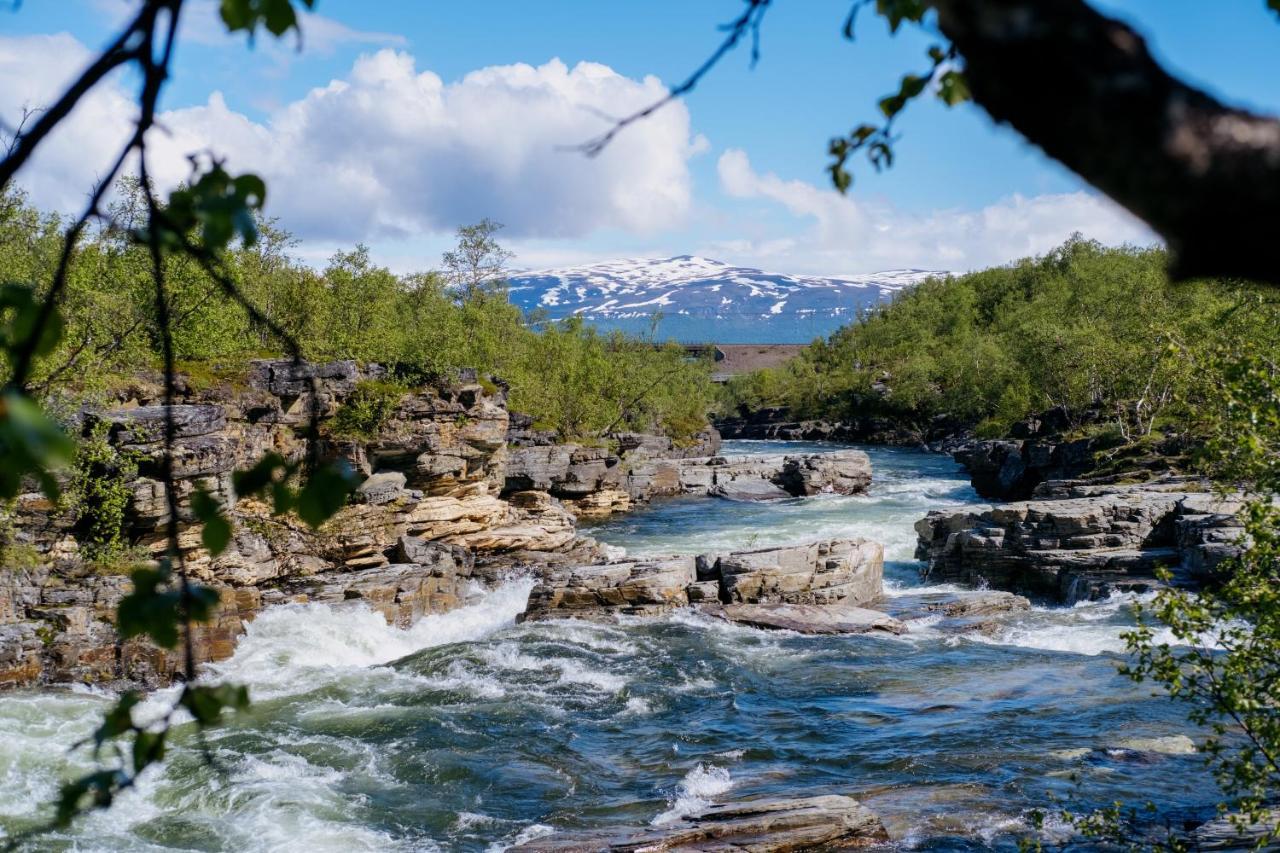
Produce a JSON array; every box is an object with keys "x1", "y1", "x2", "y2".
[{"x1": 0, "y1": 441, "x2": 1221, "y2": 850}]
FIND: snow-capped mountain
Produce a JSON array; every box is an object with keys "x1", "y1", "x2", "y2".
[{"x1": 506, "y1": 256, "x2": 941, "y2": 343}]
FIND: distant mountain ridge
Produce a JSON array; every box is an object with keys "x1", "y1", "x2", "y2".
[{"x1": 505, "y1": 256, "x2": 942, "y2": 343}]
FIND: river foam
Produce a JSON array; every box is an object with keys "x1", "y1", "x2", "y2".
[{"x1": 0, "y1": 441, "x2": 1223, "y2": 850}]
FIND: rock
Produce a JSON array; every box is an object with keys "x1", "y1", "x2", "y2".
[
  {"x1": 509, "y1": 794, "x2": 888, "y2": 851},
  {"x1": 709, "y1": 478, "x2": 792, "y2": 502},
  {"x1": 354, "y1": 471, "x2": 407, "y2": 505},
  {"x1": 98, "y1": 404, "x2": 227, "y2": 443},
  {"x1": 777, "y1": 449, "x2": 873, "y2": 496},
  {"x1": 925, "y1": 591, "x2": 1031, "y2": 618},
  {"x1": 1114, "y1": 734, "x2": 1196, "y2": 755},
  {"x1": 717, "y1": 539, "x2": 884, "y2": 606},
  {"x1": 953, "y1": 437, "x2": 1101, "y2": 500},
  {"x1": 914, "y1": 482, "x2": 1242, "y2": 602},
  {"x1": 1188, "y1": 808, "x2": 1280, "y2": 850},
  {"x1": 520, "y1": 556, "x2": 697, "y2": 622},
  {"x1": 704, "y1": 602, "x2": 905, "y2": 634},
  {"x1": 522, "y1": 538, "x2": 886, "y2": 622},
  {"x1": 504, "y1": 445, "x2": 574, "y2": 493}
]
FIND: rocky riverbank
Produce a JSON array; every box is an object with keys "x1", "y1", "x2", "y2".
[
  {"x1": 914, "y1": 477, "x2": 1245, "y2": 603},
  {"x1": 0, "y1": 362, "x2": 876, "y2": 689}
]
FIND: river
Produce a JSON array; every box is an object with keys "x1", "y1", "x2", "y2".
[{"x1": 0, "y1": 441, "x2": 1218, "y2": 850}]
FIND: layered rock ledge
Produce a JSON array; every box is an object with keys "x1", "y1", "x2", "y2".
[
  {"x1": 0, "y1": 360, "x2": 760, "y2": 689},
  {"x1": 509, "y1": 793, "x2": 889, "y2": 851},
  {"x1": 915, "y1": 480, "x2": 1245, "y2": 603},
  {"x1": 504, "y1": 445, "x2": 872, "y2": 513},
  {"x1": 520, "y1": 538, "x2": 886, "y2": 624}
]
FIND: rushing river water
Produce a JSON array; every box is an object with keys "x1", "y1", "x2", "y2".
[{"x1": 0, "y1": 441, "x2": 1219, "y2": 851}]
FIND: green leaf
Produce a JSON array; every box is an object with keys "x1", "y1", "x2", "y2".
[
  {"x1": 937, "y1": 70, "x2": 971, "y2": 106},
  {"x1": 0, "y1": 390, "x2": 76, "y2": 500},
  {"x1": 93, "y1": 692, "x2": 141, "y2": 747},
  {"x1": 219, "y1": 0, "x2": 311, "y2": 39},
  {"x1": 163, "y1": 163, "x2": 268, "y2": 252},
  {"x1": 55, "y1": 770, "x2": 124, "y2": 827},
  {"x1": 294, "y1": 461, "x2": 359, "y2": 528},
  {"x1": 191, "y1": 488, "x2": 232, "y2": 556},
  {"x1": 117, "y1": 566, "x2": 181, "y2": 648},
  {"x1": 181, "y1": 683, "x2": 250, "y2": 726},
  {"x1": 132, "y1": 729, "x2": 166, "y2": 774},
  {"x1": 232, "y1": 452, "x2": 289, "y2": 498}
]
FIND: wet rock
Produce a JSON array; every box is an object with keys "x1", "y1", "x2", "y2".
[
  {"x1": 925, "y1": 591, "x2": 1031, "y2": 618},
  {"x1": 914, "y1": 482, "x2": 1243, "y2": 602},
  {"x1": 509, "y1": 794, "x2": 888, "y2": 851},
  {"x1": 709, "y1": 478, "x2": 792, "y2": 502},
  {"x1": 1188, "y1": 808, "x2": 1280, "y2": 850},
  {"x1": 716, "y1": 539, "x2": 884, "y2": 606},
  {"x1": 777, "y1": 449, "x2": 873, "y2": 496},
  {"x1": 520, "y1": 556, "x2": 697, "y2": 622},
  {"x1": 704, "y1": 602, "x2": 905, "y2": 635},
  {"x1": 522, "y1": 538, "x2": 885, "y2": 622}
]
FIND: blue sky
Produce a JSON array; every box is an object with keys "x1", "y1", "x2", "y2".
[{"x1": 2, "y1": 1, "x2": 1277, "y2": 275}]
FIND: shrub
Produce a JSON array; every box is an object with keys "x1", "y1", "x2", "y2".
[
  {"x1": 67, "y1": 422, "x2": 139, "y2": 565},
  {"x1": 330, "y1": 379, "x2": 407, "y2": 440}
]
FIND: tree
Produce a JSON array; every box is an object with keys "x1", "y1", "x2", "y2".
[
  {"x1": 0, "y1": 0, "x2": 360, "y2": 839},
  {"x1": 591, "y1": 0, "x2": 1280, "y2": 287},
  {"x1": 441, "y1": 218, "x2": 514, "y2": 300}
]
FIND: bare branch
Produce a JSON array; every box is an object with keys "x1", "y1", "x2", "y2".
[
  {"x1": 932, "y1": 0, "x2": 1280, "y2": 285},
  {"x1": 572, "y1": 0, "x2": 772, "y2": 157}
]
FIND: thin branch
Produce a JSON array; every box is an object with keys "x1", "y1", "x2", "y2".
[
  {"x1": 0, "y1": 5, "x2": 147, "y2": 190},
  {"x1": 572, "y1": 0, "x2": 772, "y2": 157}
]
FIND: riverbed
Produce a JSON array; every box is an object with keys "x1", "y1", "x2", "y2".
[{"x1": 0, "y1": 441, "x2": 1218, "y2": 850}]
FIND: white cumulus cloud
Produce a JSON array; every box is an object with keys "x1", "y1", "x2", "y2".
[
  {"x1": 714, "y1": 148, "x2": 1158, "y2": 274},
  {"x1": 1, "y1": 34, "x2": 699, "y2": 242}
]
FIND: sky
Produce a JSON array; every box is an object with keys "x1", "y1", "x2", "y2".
[{"x1": 2, "y1": 0, "x2": 1278, "y2": 276}]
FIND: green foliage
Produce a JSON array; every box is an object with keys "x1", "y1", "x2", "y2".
[
  {"x1": 1043, "y1": 348, "x2": 1280, "y2": 849},
  {"x1": 117, "y1": 563, "x2": 220, "y2": 649},
  {"x1": 220, "y1": 0, "x2": 316, "y2": 39},
  {"x1": 67, "y1": 422, "x2": 138, "y2": 564},
  {"x1": 330, "y1": 379, "x2": 406, "y2": 440},
  {"x1": 0, "y1": 187, "x2": 716, "y2": 442},
  {"x1": 721, "y1": 238, "x2": 1280, "y2": 443},
  {"x1": 830, "y1": 5, "x2": 967, "y2": 193}
]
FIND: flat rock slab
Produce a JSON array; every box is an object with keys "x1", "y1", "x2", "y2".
[
  {"x1": 709, "y1": 478, "x2": 793, "y2": 502},
  {"x1": 702, "y1": 602, "x2": 905, "y2": 635},
  {"x1": 509, "y1": 794, "x2": 888, "y2": 851}
]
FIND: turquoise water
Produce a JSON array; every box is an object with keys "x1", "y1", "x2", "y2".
[{"x1": 0, "y1": 442, "x2": 1218, "y2": 850}]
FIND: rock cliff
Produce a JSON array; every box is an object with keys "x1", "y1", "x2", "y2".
[
  {"x1": 0, "y1": 362, "x2": 878, "y2": 689},
  {"x1": 0, "y1": 361, "x2": 749, "y2": 689},
  {"x1": 914, "y1": 479, "x2": 1245, "y2": 603}
]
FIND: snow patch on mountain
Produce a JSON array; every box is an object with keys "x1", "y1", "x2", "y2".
[{"x1": 506, "y1": 255, "x2": 944, "y2": 343}]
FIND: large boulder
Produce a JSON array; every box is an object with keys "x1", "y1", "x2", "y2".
[
  {"x1": 520, "y1": 556, "x2": 697, "y2": 622},
  {"x1": 716, "y1": 539, "x2": 884, "y2": 606},
  {"x1": 509, "y1": 794, "x2": 888, "y2": 851},
  {"x1": 777, "y1": 449, "x2": 873, "y2": 496}
]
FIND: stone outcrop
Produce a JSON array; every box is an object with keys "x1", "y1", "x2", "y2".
[
  {"x1": 509, "y1": 794, "x2": 888, "y2": 851},
  {"x1": 952, "y1": 438, "x2": 1099, "y2": 501},
  {"x1": 704, "y1": 602, "x2": 905, "y2": 635},
  {"x1": 915, "y1": 480, "x2": 1245, "y2": 603},
  {"x1": 0, "y1": 360, "x2": 709, "y2": 688},
  {"x1": 503, "y1": 446, "x2": 872, "y2": 513},
  {"x1": 520, "y1": 538, "x2": 885, "y2": 623}
]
